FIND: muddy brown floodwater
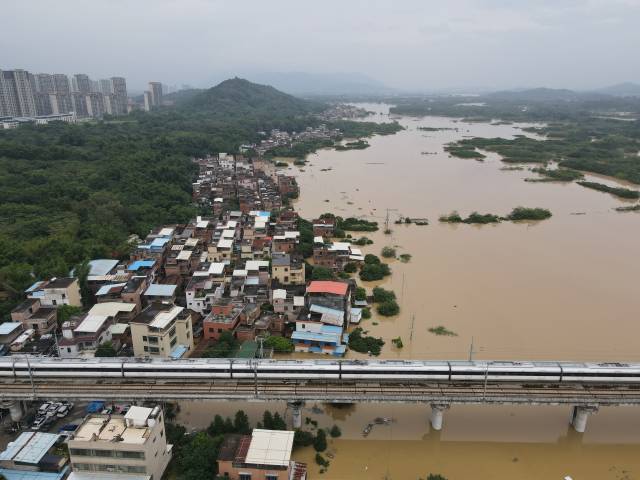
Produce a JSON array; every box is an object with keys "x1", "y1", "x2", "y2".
[{"x1": 179, "y1": 104, "x2": 640, "y2": 479}]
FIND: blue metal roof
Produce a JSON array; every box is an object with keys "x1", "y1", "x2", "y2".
[
  {"x1": 170, "y1": 345, "x2": 189, "y2": 359},
  {"x1": 128, "y1": 260, "x2": 155, "y2": 271},
  {"x1": 291, "y1": 330, "x2": 341, "y2": 344},
  {"x1": 0, "y1": 467, "x2": 69, "y2": 480},
  {"x1": 0, "y1": 431, "x2": 60, "y2": 464}
]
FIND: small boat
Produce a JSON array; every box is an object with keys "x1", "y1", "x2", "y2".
[{"x1": 362, "y1": 423, "x2": 373, "y2": 436}]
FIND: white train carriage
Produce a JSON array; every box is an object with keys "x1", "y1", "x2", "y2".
[
  {"x1": 122, "y1": 358, "x2": 233, "y2": 379},
  {"x1": 560, "y1": 362, "x2": 640, "y2": 383},
  {"x1": 485, "y1": 362, "x2": 562, "y2": 383},
  {"x1": 0, "y1": 357, "x2": 124, "y2": 378},
  {"x1": 451, "y1": 361, "x2": 562, "y2": 383},
  {"x1": 340, "y1": 360, "x2": 450, "y2": 381},
  {"x1": 233, "y1": 359, "x2": 340, "y2": 380}
]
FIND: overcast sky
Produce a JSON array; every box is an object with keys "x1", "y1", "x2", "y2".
[{"x1": 2, "y1": 0, "x2": 640, "y2": 92}]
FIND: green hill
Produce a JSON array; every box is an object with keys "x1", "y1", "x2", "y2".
[{"x1": 186, "y1": 77, "x2": 323, "y2": 118}]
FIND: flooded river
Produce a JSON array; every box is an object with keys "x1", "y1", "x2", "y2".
[{"x1": 181, "y1": 104, "x2": 640, "y2": 479}]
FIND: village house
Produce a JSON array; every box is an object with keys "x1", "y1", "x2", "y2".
[
  {"x1": 271, "y1": 253, "x2": 305, "y2": 286},
  {"x1": 272, "y1": 288, "x2": 305, "y2": 321},
  {"x1": 58, "y1": 302, "x2": 136, "y2": 357},
  {"x1": 312, "y1": 216, "x2": 336, "y2": 238},
  {"x1": 10, "y1": 298, "x2": 57, "y2": 334},
  {"x1": 272, "y1": 231, "x2": 300, "y2": 254},
  {"x1": 143, "y1": 283, "x2": 177, "y2": 305},
  {"x1": 68, "y1": 405, "x2": 171, "y2": 480},
  {"x1": 129, "y1": 303, "x2": 194, "y2": 359},
  {"x1": 217, "y1": 429, "x2": 306, "y2": 480},
  {"x1": 202, "y1": 302, "x2": 244, "y2": 340},
  {"x1": 312, "y1": 238, "x2": 364, "y2": 273},
  {"x1": 291, "y1": 281, "x2": 351, "y2": 356},
  {"x1": 26, "y1": 277, "x2": 82, "y2": 307}
]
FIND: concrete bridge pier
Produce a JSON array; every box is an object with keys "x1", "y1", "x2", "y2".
[
  {"x1": 570, "y1": 405, "x2": 598, "y2": 433},
  {"x1": 0, "y1": 401, "x2": 24, "y2": 423},
  {"x1": 430, "y1": 404, "x2": 450, "y2": 431},
  {"x1": 287, "y1": 401, "x2": 304, "y2": 429}
]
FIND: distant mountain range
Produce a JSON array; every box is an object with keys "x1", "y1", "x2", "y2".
[{"x1": 593, "y1": 82, "x2": 640, "y2": 97}]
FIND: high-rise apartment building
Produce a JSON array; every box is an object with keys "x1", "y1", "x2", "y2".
[
  {"x1": 0, "y1": 69, "x2": 37, "y2": 117},
  {"x1": 110, "y1": 77, "x2": 128, "y2": 115},
  {"x1": 143, "y1": 91, "x2": 152, "y2": 112},
  {"x1": 53, "y1": 74, "x2": 71, "y2": 94},
  {"x1": 148, "y1": 81, "x2": 163, "y2": 108},
  {"x1": 73, "y1": 74, "x2": 91, "y2": 94},
  {"x1": 34, "y1": 73, "x2": 55, "y2": 93},
  {"x1": 1, "y1": 69, "x2": 128, "y2": 120}
]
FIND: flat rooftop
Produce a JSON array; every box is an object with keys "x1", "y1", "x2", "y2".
[
  {"x1": 73, "y1": 414, "x2": 150, "y2": 445},
  {"x1": 244, "y1": 429, "x2": 294, "y2": 467}
]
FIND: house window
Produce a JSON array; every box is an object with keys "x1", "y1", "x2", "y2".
[
  {"x1": 148, "y1": 336, "x2": 159, "y2": 344},
  {"x1": 143, "y1": 336, "x2": 148, "y2": 342},
  {"x1": 144, "y1": 346, "x2": 149, "y2": 352},
  {"x1": 149, "y1": 347, "x2": 160, "y2": 353},
  {"x1": 239, "y1": 474, "x2": 252, "y2": 480},
  {"x1": 52, "y1": 299, "x2": 57, "y2": 306},
  {"x1": 266, "y1": 475, "x2": 278, "y2": 480}
]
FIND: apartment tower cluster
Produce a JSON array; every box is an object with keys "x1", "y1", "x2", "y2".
[{"x1": 0, "y1": 68, "x2": 128, "y2": 120}]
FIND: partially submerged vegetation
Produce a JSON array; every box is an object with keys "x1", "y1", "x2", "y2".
[
  {"x1": 428, "y1": 326, "x2": 458, "y2": 337},
  {"x1": 445, "y1": 144, "x2": 486, "y2": 160},
  {"x1": 391, "y1": 92, "x2": 640, "y2": 185},
  {"x1": 372, "y1": 287, "x2": 400, "y2": 317},
  {"x1": 381, "y1": 246, "x2": 396, "y2": 258},
  {"x1": 439, "y1": 207, "x2": 552, "y2": 224},
  {"x1": 577, "y1": 181, "x2": 640, "y2": 199},
  {"x1": 359, "y1": 254, "x2": 391, "y2": 281},
  {"x1": 528, "y1": 167, "x2": 584, "y2": 182},
  {"x1": 348, "y1": 327, "x2": 385, "y2": 356},
  {"x1": 339, "y1": 217, "x2": 379, "y2": 232},
  {"x1": 335, "y1": 139, "x2": 370, "y2": 151},
  {"x1": 615, "y1": 204, "x2": 640, "y2": 212}
]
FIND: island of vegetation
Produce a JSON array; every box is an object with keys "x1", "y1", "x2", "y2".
[
  {"x1": 439, "y1": 207, "x2": 552, "y2": 224},
  {"x1": 527, "y1": 167, "x2": 584, "y2": 182},
  {"x1": 335, "y1": 139, "x2": 370, "y2": 151},
  {"x1": 576, "y1": 181, "x2": 640, "y2": 199}
]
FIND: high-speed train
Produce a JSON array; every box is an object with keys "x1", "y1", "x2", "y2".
[{"x1": 2, "y1": 357, "x2": 640, "y2": 384}]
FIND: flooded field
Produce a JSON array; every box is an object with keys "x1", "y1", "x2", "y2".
[
  {"x1": 290, "y1": 104, "x2": 640, "y2": 363},
  {"x1": 176, "y1": 104, "x2": 640, "y2": 480},
  {"x1": 255, "y1": 103, "x2": 640, "y2": 479}
]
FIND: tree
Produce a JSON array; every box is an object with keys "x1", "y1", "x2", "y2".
[
  {"x1": 262, "y1": 410, "x2": 274, "y2": 430},
  {"x1": 313, "y1": 429, "x2": 327, "y2": 452},
  {"x1": 208, "y1": 414, "x2": 227, "y2": 437},
  {"x1": 272, "y1": 412, "x2": 287, "y2": 430},
  {"x1": 354, "y1": 287, "x2": 367, "y2": 302},
  {"x1": 311, "y1": 266, "x2": 334, "y2": 281},
  {"x1": 264, "y1": 336, "x2": 294, "y2": 353},
  {"x1": 74, "y1": 260, "x2": 92, "y2": 308},
  {"x1": 329, "y1": 425, "x2": 342, "y2": 438},
  {"x1": 177, "y1": 432, "x2": 223, "y2": 479},
  {"x1": 57, "y1": 304, "x2": 82, "y2": 327},
  {"x1": 95, "y1": 341, "x2": 117, "y2": 357},
  {"x1": 372, "y1": 287, "x2": 396, "y2": 303},
  {"x1": 234, "y1": 410, "x2": 251, "y2": 434},
  {"x1": 343, "y1": 262, "x2": 358, "y2": 273},
  {"x1": 293, "y1": 430, "x2": 315, "y2": 448},
  {"x1": 377, "y1": 300, "x2": 400, "y2": 316},
  {"x1": 381, "y1": 246, "x2": 396, "y2": 258}
]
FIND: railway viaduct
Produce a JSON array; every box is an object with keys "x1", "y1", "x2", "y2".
[{"x1": 3, "y1": 369, "x2": 640, "y2": 433}]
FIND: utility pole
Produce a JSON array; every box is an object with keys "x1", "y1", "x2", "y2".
[
  {"x1": 468, "y1": 336, "x2": 475, "y2": 361},
  {"x1": 258, "y1": 337, "x2": 264, "y2": 359}
]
